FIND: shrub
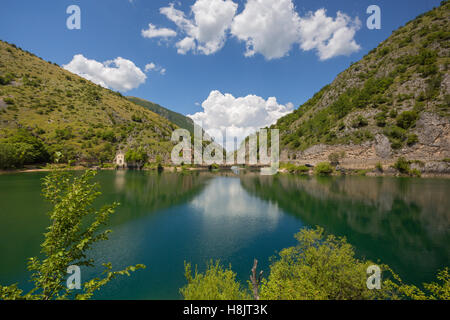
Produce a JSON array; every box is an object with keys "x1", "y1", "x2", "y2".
[
  {"x1": 410, "y1": 168, "x2": 422, "y2": 177},
  {"x1": 314, "y1": 162, "x2": 333, "y2": 176},
  {"x1": 131, "y1": 114, "x2": 142, "y2": 122},
  {"x1": 351, "y1": 116, "x2": 368, "y2": 128},
  {"x1": 125, "y1": 147, "x2": 149, "y2": 167},
  {"x1": 55, "y1": 127, "x2": 74, "y2": 140},
  {"x1": 180, "y1": 227, "x2": 450, "y2": 300},
  {"x1": 180, "y1": 260, "x2": 251, "y2": 300},
  {"x1": 396, "y1": 111, "x2": 418, "y2": 129},
  {"x1": 0, "y1": 73, "x2": 14, "y2": 85},
  {"x1": 375, "y1": 112, "x2": 387, "y2": 127},
  {"x1": 390, "y1": 140, "x2": 403, "y2": 149},
  {"x1": 384, "y1": 125, "x2": 406, "y2": 150},
  {"x1": 393, "y1": 157, "x2": 411, "y2": 174},
  {"x1": 3, "y1": 97, "x2": 14, "y2": 105},
  {"x1": 281, "y1": 163, "x2": 310, "y2": 174},
  {"x1": 389, "y1": 109, "x2": 398, "y2": 118},
  {"x1": 407, "y1": 134, "x2": 419, "y2": 146},
  {"x1": 328, "y1": 151, "x2": 345, "y2": 165}
]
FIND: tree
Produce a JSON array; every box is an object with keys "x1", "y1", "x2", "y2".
[
  {"x1": 180, "y1": 260, "x2": 251, "y2": 300},
  {"x1": 0, "y1": 169, "x2": 145, "y2": 300},
  {"x1": 260, "y1": 227, "x2": 382, "y2": 299},
  {"x1": 314, "y1": 162, "x2": 333, "y2": 175},
  {"x1": 179, "y1": 227, "x2": 449, "y2": 300},
  {"x1": 396, "y1": 111, "x2": 418, "y2": 129},
  {"x1": 125, "y1": 147, "x2": 149, "y2": 169}
]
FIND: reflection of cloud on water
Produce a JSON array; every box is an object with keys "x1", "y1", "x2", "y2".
[{"x1": 189, "y1": 177, "x2": 281, "y2": 258}]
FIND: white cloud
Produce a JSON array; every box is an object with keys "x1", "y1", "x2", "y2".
[
  {"x1": 63, "y1": 54, "x2": 147, "y2": 92},
  {"x1": 298, "y1": 9, "x2": 361, "y2": 60},
  {"x1": 144, "y1": 62, "x2": 166, "y2": 75},
  {"x1": 231, "y1": 0, "x2": 301, "y2": 60},
  {"x1": 146, "y1": 0, "x2": 361, "y2": 61},
  {"x1": 160, "y1": 0, "x2": 237, "y2": 55},
  {"x1": 141, "y1": 23, "x2": 177, "y2": 39},
  {"x1": 188, "y1": 90, "x2": 293, "y2": 150},
  {"x1": 144, "y1": 62, "x2": 156, "y2": 72},
  {"x1": 176, "y1": 37, "x2": 196, "y2": 54}
]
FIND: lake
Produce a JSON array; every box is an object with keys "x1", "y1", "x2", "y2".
[{"x1": 0, "y1": 170, "x2": 449, "y2": 299}]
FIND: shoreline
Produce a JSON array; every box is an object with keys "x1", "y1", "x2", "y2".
[{"x1": 1, "y1": 165, "x2": 449, "y2": 178}]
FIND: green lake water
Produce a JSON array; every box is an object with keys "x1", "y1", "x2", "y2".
[{"x1": 0, "y1": 170, "x2": 449, "y2": 299}]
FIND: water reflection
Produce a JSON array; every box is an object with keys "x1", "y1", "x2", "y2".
[
  {"x1": 240, "y1": 173, "x2": 450, "y2": 285},
  {"x1": 189, "y1": 177, "x2": 282, "y2": 257},
  {"x1": 1, "y1": 170, "x2": 448, "y2": 298},
  {"x1": 101, "y1": 171, "x2": 212, "y2": 225}
]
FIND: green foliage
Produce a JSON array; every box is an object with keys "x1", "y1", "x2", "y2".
[
  {"x1": 55, "y1": 127, "x2": 74, "y2": 141},
  {"x1": 128, "y1": 96, "x2": 193, "y2": 134},
  {"x1": 375, "y1": 112, "x2": 387, "y2": 127},
  {"x1": 3, "y1": 97, "x2": 14, "y2": 105},
  {"x1": 351, "y1": 115, "x2": 368, "y2": 128},
  {"x1": 125, "y1": 147, "x2": 149, "y2": 167},
  {"x1": 392, "y1": 157, "x2": 421, "y2": 176},
  {"x1": 396, "y1": 111, "x2": 419, "y2": 129},
  {"x1": 271, "y1": 1, "x2": 450, "y2": 153},
  {"x1": 0, "y1": 143, "x2": 28, "y2": 169},
  {"x1": 393, "y1": 157, "x2": 410, "y2": 173},
  {"x1": 131, "y1": 114, "x2": 142, "y2": 122},
  {"x1": 280, "y1": 163, "x2": 310, "y2": 174},
  {"x1": 384, "y1": 126, "x2": 407, "y2": 149},
  {"x1": 180, "y1": 227, "x2": 450, "y2": 300},
  {"x1": 260, "y1": 227, "x2": 383, "y2": 299},
  {"x1": 279, "y1": 76, "x2": 393, "y2": 151},
  {"x1": 423, "y1": 268, "x2": 450, "y2": 300},
  {"x1": 0, "y1": 40, "x2": 176, "y2": 165},
  {"x1": 407, "y1": 134, "x2": 419, "y2": 146},
  {"x1": 328, "y1": 151, "x2": 345, "y2": 165},
  {"x1": 314, "y1": 162, "x2": 333, "y2": 176},
  {"x1": 0, "y1": 72, "x2": 14, "y2": 85},
  {"x1": 0, "y1": 129, "x2": 50, "y2": 168},
  {"x1": 180, "y1": 260, "x2": 251, "y2": 300},
  {"x1": 0, "y1": 169, "x2": 145, "y2": 300},
  {"x1": 425, "y1": 73, "x2": 443, "y2": 99}
]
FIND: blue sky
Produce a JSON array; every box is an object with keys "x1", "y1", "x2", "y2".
[{"x1": 0, "y1": 0, "x2": 441, "y2": 144}]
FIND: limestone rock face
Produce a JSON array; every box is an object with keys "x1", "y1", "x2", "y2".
[
  {"x1": 274, "y1": 3, "x2": 450, "y2": 175},
  {"x1": 375, "y1": 134, "x2": 392, "y2": 159}
]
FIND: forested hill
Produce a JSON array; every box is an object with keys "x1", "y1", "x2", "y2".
[
  {"x1": 127, "y1": 96, "x2": 195, "y2": 135},
  {"x1": 0, "y1": 40, "x2": 178, "y2": 168},
  {"x1": 273, "y1": 1, "x2": 449, "y2": 168}
]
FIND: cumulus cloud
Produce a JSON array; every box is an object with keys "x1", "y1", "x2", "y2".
[
  {"x1": 144, "y1": 62, "x2": 166, "y2": 75},
  {"x1": 141, "y1": 23, "x2": 177, "y2": 39},
  {"x1": 188, "y1": 90, "x2": 293, "y2": 150},
  {"x1": 298, "y1": 9, "x2": 361, "y2": 60},
  {"x1": 63, "y1": 54, "x2": 147, "y2": 92},
  {"x1": 231, "y1": 0, "x2": 301, "y2": 60},
  {"x1": 145, "y1": 0, "x2": 361, "y2": 60},
  {"x1": 160, "y1": 0, "x2": 237, "y2": 55}
]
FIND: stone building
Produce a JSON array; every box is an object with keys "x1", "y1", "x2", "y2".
[{"x1": 114, "y1": 151, "x2": 126, "y2": 169}]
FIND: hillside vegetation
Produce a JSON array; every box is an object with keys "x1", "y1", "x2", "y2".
[
  {"x1": 273, "y1": 1, "x2": 449, "y2": 168},
  {"x1": 0, "y1": 40, "x2": 178, "y2": 169},
  {"x1": 127, "y1": 96, "x2": 195, "y2": 135}
]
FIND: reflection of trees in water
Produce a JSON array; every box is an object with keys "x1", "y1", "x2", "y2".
[
  {"x1": 240, "y1": 174, "x2": 450, "y2": 285},
  {"x1": 101, "y1": 171, "x2": 212, "y2": 225}
]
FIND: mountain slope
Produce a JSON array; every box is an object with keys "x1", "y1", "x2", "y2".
[
  {"x1": 0, "y1": 40, "x2": 178, "y2": 166},
  {"x1": 127, "y1": 96, "x2": 195, "y2": 135},
  {"x1": 273, "y1": 1, "x2": 449, "y2": 169}
]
